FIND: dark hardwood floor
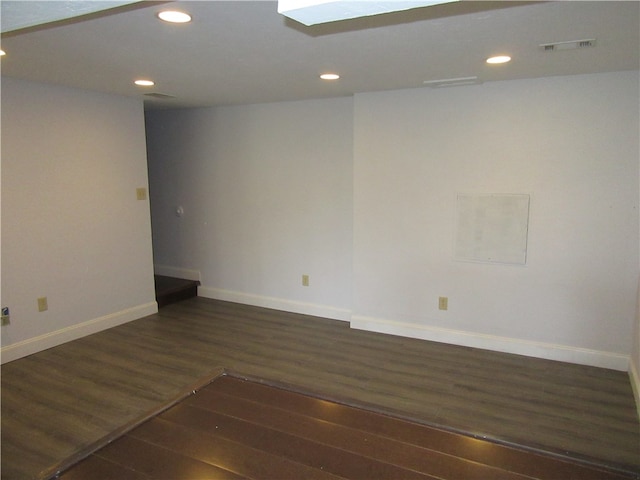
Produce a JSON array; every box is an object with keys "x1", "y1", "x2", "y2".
[
  {"x1": 57, "y1": 374, "x2": 635, "y2": 480},
  {"x1": 2, "y1": 297, "x2": 639, "y2": 479}
]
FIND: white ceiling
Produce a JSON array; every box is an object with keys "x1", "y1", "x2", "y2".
[{"x1": 1, "y1": 1, "x2": 638, "y2": 109}]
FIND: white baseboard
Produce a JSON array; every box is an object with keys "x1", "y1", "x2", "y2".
[
  {"x1": 629, "y1": 359, "x2": 640, "y2": 420},
  {"x1": 154, "y1": 264, "x2": 201, "y2": 281},
  {"x1": 350, "y1": 314, "x2": 630, "y2": 371},
  {"x1": 198, "y1": 286, "x2": 351, "y2": 322},
  {"x1": 0, "y1": 302, "x2": 158, "y2": 364}
]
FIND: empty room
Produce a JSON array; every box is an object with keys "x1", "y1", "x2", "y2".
[{"x1": 1, "y1": 1, "x2": 639, "y2": 479}]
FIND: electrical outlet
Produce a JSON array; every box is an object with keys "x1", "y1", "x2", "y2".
[
  {"x1": 1, "y1": 307, "x2": 9, "y2": 326},
  {"x1": 438, "y1": 296, "x2": 448, "y2": 311},
  {"x1": 302, "y1": 274, "x2": 310, "y2": 287},
  {"x1": 37, "y1": 297, "x2": 48, "y2": 312}
]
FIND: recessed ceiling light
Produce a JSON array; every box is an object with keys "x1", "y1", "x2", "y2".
[
  {"x1": 486, "y1": 55, "x2": 511, "y2": 64},
  {"x1": 157, "y1": 10, "x2": 192, "y2": 23},
  {"x1": 134, "y1": 79, "x2": 155, "y2": 86},
  {"x1": 320, "y1": 73, "x2": 340, "y2": 80}
]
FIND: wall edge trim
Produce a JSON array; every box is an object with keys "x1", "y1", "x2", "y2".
[
  {"x1": 0, "y1": 302, "x2": 158, "y2": 364},
  {"x1": 198, "y1": 286, "x2": 351, "y2": 322},
  {"x1": 350, "y1": 314, "x2": 630, "y2": 371},
  {"x1": 629, "y1": 358, "x2": 640, "y2": 420}
]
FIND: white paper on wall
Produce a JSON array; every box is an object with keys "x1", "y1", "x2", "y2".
[{"x1": 455, "y1": 193, "x2": 530, "y2": 265}]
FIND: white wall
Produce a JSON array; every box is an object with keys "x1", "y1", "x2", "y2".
[
  {"x1": 352, "y1": 71, "x2": 639, "y2": 370},
  {"x1": 1, "y1": 77, "x2": 157, "y2": 363},
  {"x1": 145, "y1": 71, "x2": 638, "y2": 371},
  {"x1": 632, "y1": 165, "x2": 640, "y2": 413},
  {"x1": 633, "y1": 100, "x2": 640, "y2": 410},
  {"x1": 3, "y1": 71, "x2": 636, "y2": 375},
  {"x1": 146, "y1": 97, "x2": 353, "y2": 320}
]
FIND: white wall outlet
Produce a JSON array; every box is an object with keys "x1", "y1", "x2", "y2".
[{"x1": 302, "y1": 274, "x2": 310, "y2": 287}]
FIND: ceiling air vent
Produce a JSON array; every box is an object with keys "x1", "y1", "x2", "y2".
[
  {"x1": 539, "y1": 39, "x2": 596, "y2": 52},
  {"x1": 144, "y1": 92, "x2": 176, "y2": 99},
  {"x1": 423, "y1": 76, "x2": 482, "y2": 88}
]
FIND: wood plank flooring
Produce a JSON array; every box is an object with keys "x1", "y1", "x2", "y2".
[
  {"x1": 56, "y1": 374, "x2": 635, "y2": 480},
  {"x1": 2, "y1": 297, "x2": 639, "y2": 479}
]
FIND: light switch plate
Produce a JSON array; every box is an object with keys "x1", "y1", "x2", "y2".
[
  {"x1": 38, "y1": 297, "x2": 48, "y2": 312},
  {"x1": 438, "y1": 296, "x2": 448, "y2": 310},
  {"x1": 136, "y1": 187, "x2": 147, "y2": 200}
]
